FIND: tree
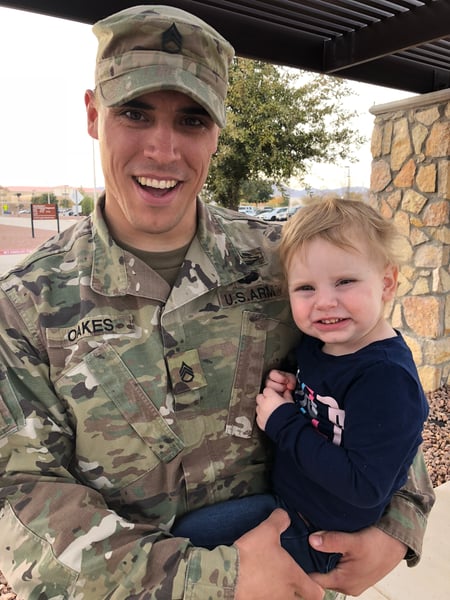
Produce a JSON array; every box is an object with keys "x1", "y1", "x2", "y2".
[
  {"x1": 206, "y1": 59, "x2": 364, "y2": 210},
  {"x1": 80, "y1": 196, "x2": 94, "y2": 216},
  {"x1": 33, "y1": 192, "x2": 57, "y2": 205},
  {"x1": 240, "y1": 179, "x2": 274, "y2": 206}
]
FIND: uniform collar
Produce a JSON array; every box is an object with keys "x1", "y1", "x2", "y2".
[
  {"x1": 90, "y1": 196, "x2": 269, "y2": 297},
  {"x1": 195, "y1": 200, "x2": 269, "y2": 285}
]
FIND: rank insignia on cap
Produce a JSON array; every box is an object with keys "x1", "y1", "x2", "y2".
[{"x1": 162, "y1": 23, "x2": 183, "y2": 53}]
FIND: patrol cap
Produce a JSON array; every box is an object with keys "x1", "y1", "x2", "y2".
[{"x1": 93, "y1": 5, "x2": 235, "y2": 127}]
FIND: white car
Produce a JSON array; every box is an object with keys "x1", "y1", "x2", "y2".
[
  {"x1": 238, "y1": 205, "x2": 258, "y2": 216},
  {"x1": 274, "y1": 207, "x2": 289, "y2": 221},
  {"x1": 287, "y1": 205, "x2": 302, "y2": 218},
  {"x1": 260, "y1": 207, "x2": 288, "y2": 221}
]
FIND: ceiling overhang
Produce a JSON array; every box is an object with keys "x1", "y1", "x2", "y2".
[{"x1": 1, "y1": 0, "x2": 449, "y2": 93}]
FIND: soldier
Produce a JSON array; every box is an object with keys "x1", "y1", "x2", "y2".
[{"x1": 0, "y1": 5, "x2": 434, "y2": 600}]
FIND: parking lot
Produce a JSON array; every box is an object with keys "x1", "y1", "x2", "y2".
[{"x1": 238, "y1": 205, "x2": 302, "y2": 221}]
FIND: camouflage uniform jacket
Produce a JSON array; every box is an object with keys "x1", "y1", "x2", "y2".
[{"x1": 0, "y1": 199, "x2": 435, "y2": 599}]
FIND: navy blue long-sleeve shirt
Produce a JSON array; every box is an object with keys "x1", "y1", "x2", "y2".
[{"x1": 265, "y1": 332, "x2": 428, "y2": 532}]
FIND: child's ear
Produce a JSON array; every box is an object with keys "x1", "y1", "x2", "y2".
[{"x1": 382, "y1": 264, "x2": 398, "y2": 301}]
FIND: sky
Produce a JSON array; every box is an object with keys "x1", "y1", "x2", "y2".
[{"x1": 0, "y1": 6, "x2": 415, "y2": 192}]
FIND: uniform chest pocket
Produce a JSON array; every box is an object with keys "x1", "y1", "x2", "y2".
[{"x1": 57, "y1": 343, "x2": 184, "y2": 493}]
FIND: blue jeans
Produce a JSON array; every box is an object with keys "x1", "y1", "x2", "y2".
[{"x1": 172, "y1": 494, "x2": 341, "y2": 574}]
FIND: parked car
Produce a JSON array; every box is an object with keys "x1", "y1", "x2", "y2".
[
  {"x1": 274, "y1": 207, "x2": 289, "y2": 221},
  {"x1": 260, "y1": 207, "x2": 288, "y2": 221},
  {"x1": 238, "y1": 205, "x2": 258, "y2": 216},
  {"x1": 287, "y1": 205, "x2": 303, "y2": 218},
  {"x1": 255, "y1": 207, "x2": 273, "y2": 217}
]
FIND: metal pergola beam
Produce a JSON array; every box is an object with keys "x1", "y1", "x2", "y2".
[
  {"x1": 324, "y1": 0, "x2": 450, "y2": 73},
  {"x1": 0, "y1": 0, "x2": 449, "y2": 93}
]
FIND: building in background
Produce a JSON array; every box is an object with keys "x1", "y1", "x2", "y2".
[{"x1": 0, "y1": 185, "x2": 102, "y2": 215}]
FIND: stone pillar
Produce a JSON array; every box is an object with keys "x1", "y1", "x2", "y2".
[{"x1": 369, "y1": 89, "x2": 450, "y2": 393}]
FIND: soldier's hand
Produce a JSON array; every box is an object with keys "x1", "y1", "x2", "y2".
[
  {"x1": 235, "y1": 509, "x2": 324, "y2": 600},
  {"x1": 309, "y1": 526, "x2": 407, "y2": 596}
]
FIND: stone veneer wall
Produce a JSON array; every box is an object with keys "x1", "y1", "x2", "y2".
[{"x1": 369, "y1": 89, "x2": 450, "y2": 393}]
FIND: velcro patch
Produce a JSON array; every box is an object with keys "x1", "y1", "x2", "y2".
[
  {"x1": 218, "y1": 283, "x2": 283, "y2": 308},
  {"x1": 46, "y1": 316, "x2": 135, "y2": 346}
]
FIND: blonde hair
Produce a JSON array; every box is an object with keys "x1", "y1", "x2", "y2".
[{"x1": 279, "y1": 197, "x2": 404, "y2": 278}]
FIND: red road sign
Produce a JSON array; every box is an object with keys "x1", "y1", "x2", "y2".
[{"x1": 31, "y1": 204, "x2": 58, "y2": 220}]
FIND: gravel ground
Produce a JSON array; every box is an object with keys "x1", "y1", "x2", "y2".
[
  {"x1": 1, "y1": 387, "x2": 449, "y2": 599},
  {"x1": 421, "y1": 385, "x2": 450, "y2": 487}
]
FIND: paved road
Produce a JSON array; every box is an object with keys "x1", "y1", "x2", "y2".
[
  {"x1": 0, "y1": 215, "x2": 79, "y2": 274},
  {"x1": 0, "y1": 215, "x2": 79, "y2": 231}
]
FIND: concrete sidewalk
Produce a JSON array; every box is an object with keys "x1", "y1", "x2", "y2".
[{"x1": 355, "y1": 481, "x2": 449, "y2": 600}]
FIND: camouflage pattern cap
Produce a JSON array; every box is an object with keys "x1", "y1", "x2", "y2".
[{"x1": 93, "y1": 5, "x2": 235, "y2": 127}]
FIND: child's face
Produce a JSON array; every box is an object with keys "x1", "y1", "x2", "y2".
[{"x1": 287, "y1": 237, "x2": 398, "y2": 356}]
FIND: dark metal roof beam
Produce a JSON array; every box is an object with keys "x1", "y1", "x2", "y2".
[
  {"x1": 401, "y1": 46, "x2": 450, "y2": 69},
  {"x1": 248, "y1": 0, "x2": 373, "y2": 26},
  {"x1": 306, "y1": 0, "x2": 393, "y2": 19},
  {"x1": 324, "y1": 0, "x2": 450, "y2": 73},
  {"x1": 0, "y1": 0, "x2": 448, "y2": 94},
  {"x1": 335, "y1": 53, "x2": 450, "y2": 93},
  {"x1": 195, "y1": 0, "x2": 355, "y2": 36}
]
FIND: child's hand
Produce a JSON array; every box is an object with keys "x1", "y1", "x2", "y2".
[
  {"x1": 256, "y1": 386, "x2": 294, "y2": 431},
  {"x1": 265, "y1": 369, "x2": 296, "y2": 394}
]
